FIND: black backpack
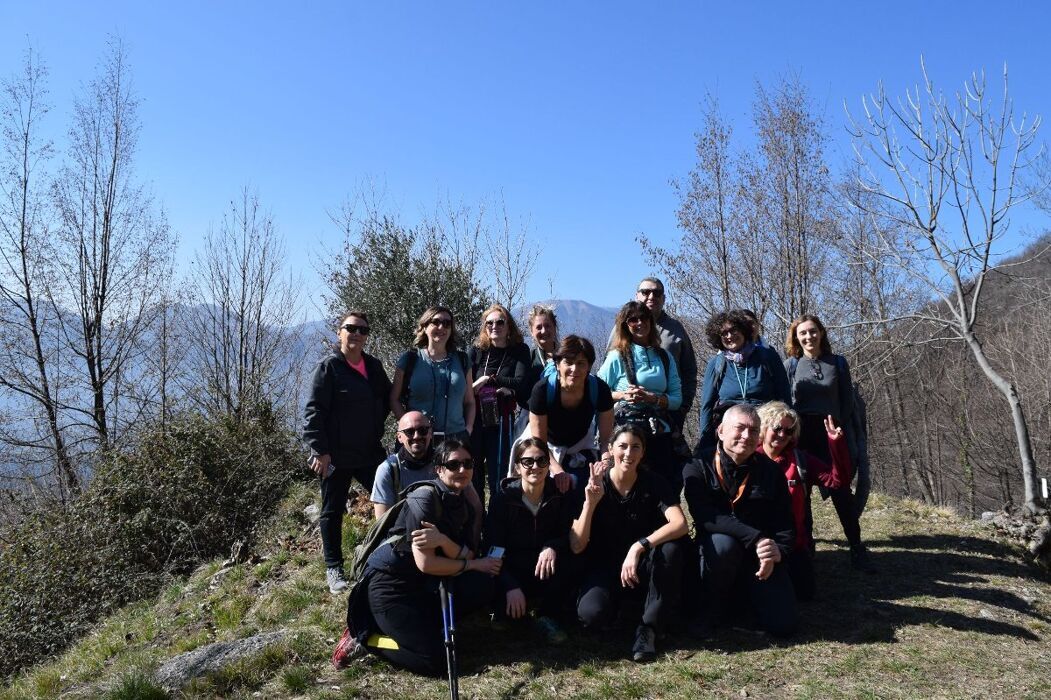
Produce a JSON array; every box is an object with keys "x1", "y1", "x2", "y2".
[{"x1": 347, "y1": 480, "x2": 443, "y2": 586}]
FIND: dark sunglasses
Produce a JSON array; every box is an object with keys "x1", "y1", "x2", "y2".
[
  {"x1": 771, "y1": 425, "x2": 795, "y2": 436},
  {"x1": 442, "y1": 459, "x2": 474, "y2": 472},
  {"x1": 341, "y1": 323, "x2": 370, "y2": 335},
  {"x1": 398, "y1": 427, "x2": 431, "y2": 438},
  {"x1": 485, "y1": 318, "x2": 506, "y2": 328},
  {"x1": 517, "y1": 456, "x2": 550, "y2": 469},
  {"x1": 637, "y1": 288, "x2": 663, "y2": 297},
  {"x1": 720, "y1": 327, "x2": 739, "y2": 337},
  {"x1": 626, "y1": 316, "x2": 647, "y2": 325},
  {"x1": 427, "y1": 318, "x2": 452, "y2": 328}
]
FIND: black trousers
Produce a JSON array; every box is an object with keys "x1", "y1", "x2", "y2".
[
  {"x1": 319, "y1": 463, "x2": 375, "y2": 569},
  {"x1": 495, "y1": 550, "x2": 579, "y2": 618},
  {"x1": 577, "y1": 538, "x2": 686, "y2": 632},
  {"x1": 798, "y1": 414, "x2": 862, "y2": 547},
  {"x1": 366, "y1": 570, "x2": 492, "y2": 676},
  {"x1": 696, "y1": 532, "x2": 798, "y2": 637},
  {"x1": 787, "y1": 548, "x2": 816, "y2": 602}
]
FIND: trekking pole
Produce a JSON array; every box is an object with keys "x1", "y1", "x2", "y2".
[{"x1": 439, "y1": 578, "x2": 459, "y2": 700}]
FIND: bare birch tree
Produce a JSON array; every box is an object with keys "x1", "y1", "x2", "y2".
[{"x1": 847, "y1": 59, "x2": 1046, "y2": 514}]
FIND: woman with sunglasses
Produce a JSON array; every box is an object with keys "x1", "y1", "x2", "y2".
[
  {"x1": 784, "y1": 314, "x2": 874, "y2": 572},
  {"x1": 756, "y1": 401, "x2": 850, "y2": 600},
  {"x1": 484, "y1": 438, "x2": 577, "y2": 643},
  {"x1": 598, "y1": 301, "x2": 683, "y2": 488},
  {"x1": 697, "y1": 309, "x2": 790, "y2": 453},
  {"x1": 528, "y1": 335, "x2": 614, "y2": 496},
  {"x1": 304, "y1": 311, "x2": 393, "y2": 594},
  {"x1": 468, "y1": 304, "x2": 530, "y2": 504},
  {"x1": 338, "y1": 439, "x2": 503, "y2": 675},
  {"x1": 571, "y1": 424, "x2": 689, "y2": 663},
  {"x1": 391, "y1": 306, "x2": 476, "y2": 443}
]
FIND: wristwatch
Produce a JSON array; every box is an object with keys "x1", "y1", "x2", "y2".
[{"x1": 638, "y1": 537, "x2": 652, "y2": 552}]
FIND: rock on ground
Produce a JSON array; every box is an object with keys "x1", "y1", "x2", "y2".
[{"x1": 155, "y1": 630, "x2": 288, "y2": 690}]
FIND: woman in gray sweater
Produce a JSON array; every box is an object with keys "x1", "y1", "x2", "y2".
[{"x1": 784, "y1": 314, "x2": 874, "y2": 573}]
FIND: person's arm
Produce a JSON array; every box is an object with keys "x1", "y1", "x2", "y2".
[
  {"x1": 412, "y1": 546, "x2": 502, "y2": 577},
  {"x1": 697, "y1": 358, "x2": 718, "y2": 444},
  {"x1": 491, "y1": 342, "x2": 530, "y2": 397},
  {"x1": 370, "y1": 460, "x2": 395, "y2": 518},
  {"x1": 662, "y1": 352, "x2": 683, "y2": 411},
  {"x1": 837, "y1": 355, "x2": 856, "y2": 426},
  {"x1": 389, "y1": 366, "x2": 407, "y2": 420},
  {"x1": 529, "y1": 412, "x2": 548, "y2": 441},
  {"x1": 303, "y1": 359, "x2": 332, "y2": 457},
  {"x1": 596, "y1": 409, "x2": 614, "y2": 451},
  {"x1": 462, "y1": 366, "x2": 476, "y2": 433},
  {"x1": 375, "y1": 358, "x2": 393, "y2": 417},
  {"x1": 770, "y1": 469, "x2": 796, "y2": 559},
  {"x1": 818, "y1": 416, "x2": 852, "y2": 489},
  {"x1": 465, "y1": 484, "x2": 484, "y2": 546},
  {"x1": 678, "y1": 329, "x2": 698, "y2": 416},
  {"x1": 569, "y1": 463, "x2": 605, "y2": 554},
  {"x1": 621, "y1": 502, "x2": 688, "y2": 588},
  {"x1": 597, "y1": 352, "x2": 628, "y2": 401}
]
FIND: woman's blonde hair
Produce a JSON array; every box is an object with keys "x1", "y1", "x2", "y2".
[
  {"x1": 474, "y1": 303, "x2": 524, "y2": 350},
  {"x1": 756, "y1": 401, "x2": 801, "y2": 444}
]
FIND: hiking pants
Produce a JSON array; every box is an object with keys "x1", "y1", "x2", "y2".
[{"x1": 320, "y1": 462, "x2": 376, "y2": 569}]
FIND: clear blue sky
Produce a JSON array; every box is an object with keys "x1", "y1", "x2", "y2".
[{"x1": 3, "y1": 2, "x2": 1049, "y2": 315}]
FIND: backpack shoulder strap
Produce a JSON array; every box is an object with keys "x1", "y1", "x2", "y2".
[{"x1": 714, "y1": 354, "x2": 728, "y2": 385}]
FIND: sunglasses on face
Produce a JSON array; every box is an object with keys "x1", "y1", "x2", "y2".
[
  {"x1": 398, "y1": 427, "x2": 431, "y2": 438},
  {"x1": 626, "y1": 316, "x2": 647, "y2": 325},
  {"x1": 341, "y1": 323, "x2": 370, "y2": 335},
  {"x1": 720, "y1": 327, "x2": 739, "y2": 337},
  {"x1": 770, "y1": 425, "x2": 795, "y2": 436},
  {"x1": 427, "y1": 318, "x2": 452, "y2": 328},
  {"x1": 517, "y1": 456, "x2": 550, "y2": 469},
  {"x1": 485, "y1": 319, "x2": 506, "y2": 328},
  {"x1": 442, "y1": 459, "x2": 474, "y2": 472},
  {"x1": 637, "y1": 288, "x2": 663, "y2": 297}
]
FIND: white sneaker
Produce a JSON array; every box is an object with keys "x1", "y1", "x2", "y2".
[{"x1": 326, "y1": 566, "x2": 349, "y2": 594}]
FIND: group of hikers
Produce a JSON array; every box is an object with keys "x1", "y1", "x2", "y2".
[{"x1": 302, "y1": 277, "x2": 873, "y2": 678}]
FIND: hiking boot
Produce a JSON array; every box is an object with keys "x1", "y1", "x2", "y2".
[
  {"x1": 331, "y1": 628, "x2": 366, "y2": 670},
  {"x1": 632, "y1": 624, "x2": 657, "y2": 663},
  {"x1": 326, "y1": 566, "x2": 349, "y2": 594},
  {"x1": 535, "y1": 616, "x2": 568, "y2": 645},
  {"x1": 850, "y1": 544, "x2": 876, "y2": 573}
]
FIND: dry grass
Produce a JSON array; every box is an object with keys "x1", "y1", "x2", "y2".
[{"x1": 4, "y1": 486, "x2": 1049, "y2": 699}]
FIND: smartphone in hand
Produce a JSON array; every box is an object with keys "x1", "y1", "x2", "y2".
[{"x1": 487, "y1": 546, "x2": 506, "y2": 559}]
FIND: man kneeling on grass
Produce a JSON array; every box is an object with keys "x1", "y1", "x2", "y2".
[{"x1": 683, "y1": 403, "x2": 798, "y2": 637}]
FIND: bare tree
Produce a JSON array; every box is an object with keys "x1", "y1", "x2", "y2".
[
  {"x1": 0, "y1": 47, "x2": 79, "y2": 498},
  {"x1": 184, "y1": 188, "x2": 303, "y2": 423},
  {"x1": 847, "y1": 59, "x2": 1046, "y2": 514},
  {"x1": 478, "y1": 195, "x2": 539, "y2": 313}
]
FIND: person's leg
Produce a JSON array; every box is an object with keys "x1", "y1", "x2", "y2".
[
  {"x1": 366, "y1": 575, "x2": 445, "y2": 676},
  {"x1": 470, "y1": 426, "x2": 489, "y2": 507},
  {"x1": 639, "y1": 538, "x2": 686, "y2": 631},
  {"x1": 697, "y1": 532, "x2": 745, "y2": 627},
  {"x1": 788, "y1": 550, "x2": 816, "y2": 602},
  {"x1": 829, "y1": 487, "x2": 862, "y2": 546},
  {"x1": 319, "y1": 465, "x2": 353, "y2": 569},
  {"x1": 353, "y1": 463, "x2": 376, "y2": 493},
  {"x1": 745, "y1": 561, "x2": 798, "y2": 637},
  {"x1": 577, "y1": 566, "x2": 619, "y2": 629}
]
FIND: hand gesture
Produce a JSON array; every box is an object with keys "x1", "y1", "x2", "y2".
[
  {"x1": 411, "y1": 521, "x2": 447, "y2": 551},
  {"x1": 620, "y1": 544, "x2": 643, "y2": 588},
  {"x1": 506, "y1": 588, "x2": 527, "y2": 619},
  {"x1": 473, "y1": 556, "x2": 503, "y2": 577},
  {"x1": 824, "y1": 415, "x2": 843, "y2": 441},
  {"x1": 535, "y1": 547, "x2": 557, "y2": 580},
  {"x1": 584, "y1": 461, "x2": 606, "y2": 506}
]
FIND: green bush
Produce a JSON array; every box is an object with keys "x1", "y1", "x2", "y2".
[{"x1": 0, "y1": 411, "x2": 301, "y2": 678}]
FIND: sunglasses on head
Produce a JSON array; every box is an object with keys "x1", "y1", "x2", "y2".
[
  {"x1": 427, "y1": 318, "x2": 452, "y2": 328},
  {"x1": 485, "y1": 318, "x2": 506, "y2": 328},
  {"x1": 398, "y1": 427, "x2": 431, "y2": 438},
  {"x1": 517, "y1": 456, "x2": 550, "y2": 469},
  {"x1": 341, "y1": 323, "x2": 370, "y2": 335},
  {"x1": 442, "y1": 459, "x2": 474, "y2": 472}
]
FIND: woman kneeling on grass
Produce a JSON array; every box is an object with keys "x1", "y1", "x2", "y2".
[
  {"x1": 756, "y1": 401, "x2": 851, "y2": 601},
  {"x1": 334, "y1": 439, "x2": 502, "y2": 676},
  {"x1": 571, "y1": 424, "x2": 689, "y2": 663},
  {"x1": 485, "y1": 438, "x2": 578, "y2": 643}
]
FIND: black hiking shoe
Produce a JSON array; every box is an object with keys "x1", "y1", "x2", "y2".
[
  {"x1": 850, "y1": 544, "x2": 876, "y2": 573},
  {"x1": 632, "y1": 624, "x2": 657, "y2": 663}
]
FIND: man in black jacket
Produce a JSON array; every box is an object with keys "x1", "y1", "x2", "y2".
[
  {"x1": 682, "y1": 404, "x2": 797, "y2": 637},
  {"x1": 304, "y1": 312, "x2": 392, "y2": 594}
]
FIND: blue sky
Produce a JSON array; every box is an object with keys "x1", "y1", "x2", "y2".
[{"x1": 3, "y1": 2, "x2": 1049, "y2": 315}]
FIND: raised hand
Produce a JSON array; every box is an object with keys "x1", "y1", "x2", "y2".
[
  {"x1": 584, "y1": 461, "x2": 606, "y2": 505},
  {"x1": 824, "y1": 415, "x2": 843, "y2": 440}
]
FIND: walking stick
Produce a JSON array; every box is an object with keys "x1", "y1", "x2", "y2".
[{"x1": 439, "y1": 578, "x2": 459, "y2": 700}]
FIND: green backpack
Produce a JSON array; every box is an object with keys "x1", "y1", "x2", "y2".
[{"x1": 347, "y1": 480, "x2": 443, "y2": 585}]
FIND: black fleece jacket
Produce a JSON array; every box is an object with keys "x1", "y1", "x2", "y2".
[
  {"x1": 303, "y1": 350, "x2": 392, "y2": 471},
  {"x1": 485, "y1": 476, "x2": 574, "y2": 590},
  {"x1": 682, "y1": 446, "x2": 795, "y2": 559}
]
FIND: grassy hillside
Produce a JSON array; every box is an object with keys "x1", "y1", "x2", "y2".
[{"x1": 5, "y1": 484, "x2": 1049, "y2": 700}]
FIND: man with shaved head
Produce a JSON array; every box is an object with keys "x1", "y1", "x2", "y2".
[
  {"x1": 371, "y1": 411, "x2": 437, "y2": 517},
  {"x1": 682, "y1": 404, "x2": 797, "y2": 637}
]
